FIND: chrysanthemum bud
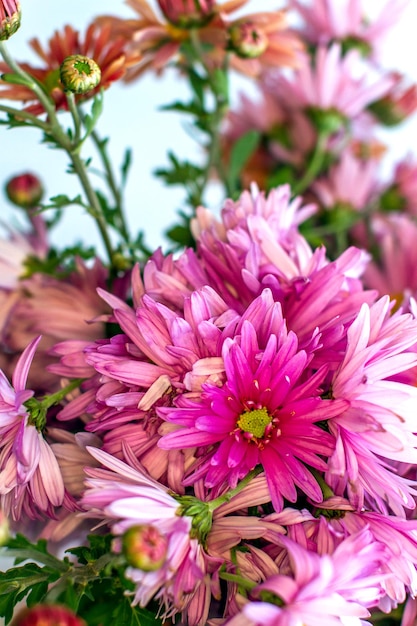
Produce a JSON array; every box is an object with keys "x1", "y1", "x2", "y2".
[
  {"x1": 122, "y1": 524, "x2": 168, "y2": 571},
  {"x1": 5, "y1": 172, "x2": 44, "y2": 208},
  {"x1": 11, "y1": 604, "x2": 86, "y2": 626},
  {"x1": 228, "y1": 20, "x2": 268, "y2": 59},
  {"x1": 0, "y1": 0, "x2": 21, "y2": 41},
  {"x1": 59, "y1": 55, "x2": 101, "y2": 95},
  {"x1": 0, "y1": 510, "x2": 9, "y2": 545},
  {"x1": 157, "y1": 0, "x2": 215, "y2": 28}
]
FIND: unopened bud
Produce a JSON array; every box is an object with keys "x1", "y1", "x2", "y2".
[
  {"x1": 0, "y1": 0, "x2": 21, "y2": 41},
  {"x1": 158, "y1": 0, "x2": 215, "y2": 28},
  {"x1": 0, "y1": 510, "x2": 9, "y2": 545},
  {"x1": 5, "y1": 172, "x2": 44, "y2": 208},
  {"x1": 228, "y1": 21, "x2": 268, "y2": 59},
  {"x1": 11, "y1": 604, "x2": 86, "y2": 626},
  {"x1": 60, "y1": 55, "x2": 101, "y2": 95},
  {"x1": 122, "y1": 524, "x2": 168, "y2": 571}
]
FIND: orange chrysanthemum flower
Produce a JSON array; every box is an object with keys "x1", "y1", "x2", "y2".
[
  {"x1": 95, "y1": 0, "x2": 302, "y2": 81},
  {"x1": 0, "y1": 22, "x2": 141, "y2": 115}
]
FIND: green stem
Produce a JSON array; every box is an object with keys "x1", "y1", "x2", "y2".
[
  {"x1": 65, "y1": 91, "x2": 82, "y2": 145},
  {"x1": 208, "y1": 466, "x2": 264, "y2": 513},
  {"x1": 69, "y1": 151, "x2": 116, "y2": 266},
  {"x1": 0, "y1": 104, "x2": 50, "y2": 130},
  {"x1": 0, "y1": 41, "x2": 67, "y2": 139},
  {"x1": 89, "y1": 127, "x2": 131, "y2": 245},
  {"x1": 42, "y1": 377, "x2": 85, "y2": 410},
  {"x1": 292, "y1": 130, "x2": 329, "y2": 196},
  {"x1": 189, "y1": 29, "x2": 232, "y2": 201},
  {"x1": 219, "y1": 571, "x2": 257, "y2": 591}
]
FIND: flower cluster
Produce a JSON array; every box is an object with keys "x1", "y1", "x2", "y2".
[{"x1": 0, "y1": 1, "x2": 417, "y2": 626}]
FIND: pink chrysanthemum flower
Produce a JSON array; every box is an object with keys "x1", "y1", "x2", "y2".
[
  {"x1": 191, "y1": 183, "x2": 318, "y2": 309},
  {"x1": 225, "y1": 529, "x2": 389, "y2": 626},
  {"x1": 158, "y1": 288, "x2": 344, "y2": 511},
  {"x1": 82, "y1": 446, "x2": 206, "y2": 621},
  {"x1": 362, "y1": 214, "x2": 417, "y2": 311},
  {"x1": 264, "y1": 43, "x2": 395, "y2": 122},
  {"x1": 0, "y1": 336, "x2": 65, "y2": 521},
  {"x1": 390, "y1": 156, "x2": 417, "y2": 216},
  {"x1": 312, "y1": 149, "x2": 380, "y2": 211},
  {"x1": 327, "y1": 297, "x2": 417, "y2": 514},
  {"x1": 290, "y1": 0, "x2": 409, "y2": 58}
]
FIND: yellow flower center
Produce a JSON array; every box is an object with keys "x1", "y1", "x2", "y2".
[{"x1": 237, "y1": 407, "x2": 271, "y2": 439}]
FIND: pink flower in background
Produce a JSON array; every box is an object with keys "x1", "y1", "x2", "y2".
[
  {"x1": 391, "y1": 157, "x2": 417, "y2": 215},
  {"x1": 362, "y1": 214, "x2": 417, "y2": 310},
  {"x1": 290, "y1": 0, "x2": 409, "y2": 57},
  {"x1": 312, "y1": 149, "x2": 380, "y2": 211},
  {"x1": 225, "y1": 529, "x2": 388, "y2": 626},
  {"x1": 0, "y1": 336, "x2": 65, "y2": 521},
  {"x1": 158, "y1": 288, "x2": 342, "y2": 511},
  {"x1": 327, "y1": 297, "x2": 417, "y2": 514},
  {"x1": 264, "y1": 43, "x2": 395, "y2": 121},
  {"x1": 82, "y1": 447, "x2": 206, "y2": 621}
]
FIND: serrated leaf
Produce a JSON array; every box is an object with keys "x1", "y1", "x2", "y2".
[
  {"x1": 113, "y1": 599, "x2": 163, "y2": 626},
  {"x1": 0, "y1": 563, "x2": 57, "y2": 624},
  {"x1": 42, "y1": 194, "x2": 84, "y2": 210},
  {"x1": 227, "y1": 130, "x2": 261, "y2": 192}
]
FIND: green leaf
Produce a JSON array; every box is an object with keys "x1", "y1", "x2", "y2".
[
  {"x1": 227, "y1": 130, "x2": 261, "y2": 192},
  {"x1": 66, "y1": 534, "x2": 113, "y2": 565},
  {"x1": 121, "y1": 147, "x2": 132, "y2": 187},
  {"x1": 42, "y1": 194, "x2": 84, "y2": 210},
  {"x1": 0, "y1": 72, "x2": 33, "y2": 87},
  {"x1": 83, "y1": 90, "x2": 104, "y2": 136},
  {"x1": 113, "y1": 599, "x2": 163, "y2": 626},
  {"x1": 0, "y1": 563, "x2": 57, "y2": 624}
]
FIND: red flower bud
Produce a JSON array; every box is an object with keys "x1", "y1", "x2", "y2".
[
  {"x1": 5, "y1": 172, "x2": 44, "y2": 208},
  {"x1": 157, "y1": 0, "x2": 215, "y2": 28},
  {"x1": 12, "y1": 605, "x2": 86, "y2": 626}
]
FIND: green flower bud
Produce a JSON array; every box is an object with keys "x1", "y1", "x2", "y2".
[
  {"x1": 228, "y1": 21, "x2": 268, "y2": 59},
  {"x1": 122, "y1": 525, "x2": 168, "y2": 571},
  {"x1": 5, "y1": 172, "x2": 44, "y2": 208},
  {"x1": 60, "y1": 55, "x2": 101, "y2": 95},
  {"x1": 0, "y1": 0, "x2": 21, "y2": 41}
]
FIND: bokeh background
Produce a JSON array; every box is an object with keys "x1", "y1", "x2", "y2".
[{"x1": 1, "y1": 0, "x2": 417, "y2": 252}]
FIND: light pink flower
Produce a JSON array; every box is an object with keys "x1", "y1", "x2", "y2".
[
  {"x1": 362, "y1": 214, "x2": 417, "y2": 311},
  {"x1": 225, "y1": 529, "x2": 389, "y2": 626},
  {"x1": 312, "y1": 149, "x2": 380, "y2": 211},
  {"x1": 290, "y1": 0, "x2": 409, "y2": 58},
  {"x1": 0, "y1": 336, "x2": 65, "y2": 520},
  {"x1": 82, "y1": 446, "x2": 206, "y2": 621},
  {"x1": 327, "y1": 297, "x2": 417, "y2": 514},
  {"x1": 264, "y1": 43, "x2": 395, "y2": 120}
]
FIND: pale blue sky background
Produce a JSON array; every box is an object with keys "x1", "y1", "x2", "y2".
[{"x1": 1, "y1": 0, "x2": 417, "y2": 255}]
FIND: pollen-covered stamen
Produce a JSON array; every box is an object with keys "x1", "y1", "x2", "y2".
[{"x1": 237, "y1": 406, "x2": 273, "y2": 439}]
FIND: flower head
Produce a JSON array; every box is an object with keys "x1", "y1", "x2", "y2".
[
  {"x1": 158, "y1": 288, "x2": 342, "y2": 511},
  {"x1": 0, "y1": 0, "x2": 20, "y2": 41},
  {"x1": 157, "y1": 0, "x2": 215, "y2": 28},
  {"x1": 82, "y1": 447, "x2": 206, "y2": 619},
  {"x1": 0, "y1": 337, "x2": 66, "y2": 520},
  {"x1": 0, "y1": 22, "x2": 136, "y2": 115},
  {"x1": 226, "y1": 529, "x2": 389, "y2": 626},
  {"x1": 59, "y1": 55, "x2": 101, "y2": 95}
]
